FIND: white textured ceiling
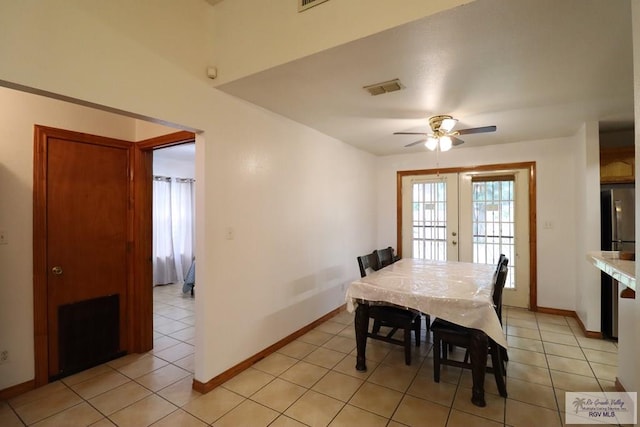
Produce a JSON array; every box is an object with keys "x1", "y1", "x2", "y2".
[
  {"x1": 217, "y1": 0, "x2": 633, "y2": 156},
  {"x1": 154, "y1": 143, "x2": 195, "y2": 162}
]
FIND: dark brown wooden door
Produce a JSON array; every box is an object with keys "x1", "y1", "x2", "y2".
[{"x1": 45, "y1": 134, "x2": 130, "y2": 377}]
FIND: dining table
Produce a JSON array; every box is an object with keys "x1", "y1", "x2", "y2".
[{"x1": 345, "y1": 258, "x2": 507, "y2": 407}]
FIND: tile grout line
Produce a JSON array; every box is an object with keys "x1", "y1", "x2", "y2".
[{"x1": 536, "y1": 314, "x2": 573, "y2": 427}]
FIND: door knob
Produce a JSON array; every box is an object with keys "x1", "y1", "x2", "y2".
[
  {"x1": 452, "y1": 241, "x2": 457, "y2": 246},
  {"x1": 52, "y1": 266, "x2": 63, "y2": 275}
]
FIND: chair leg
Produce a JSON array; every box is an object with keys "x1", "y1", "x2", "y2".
[
  {"x1": 414, "y1": 318, "x2": 421, "y2": 347},
  {"x1": 490, "y1": 342, "x2": 508, "y2": 398},
  {"x1": 501, "y1": 346, "x2": 509, "y2": 362},
  {"x1": 424, "y1": 314, "x2": 431, "y2": 332},
  {"x1": 372, "y1": 319, "x2": 382, "y2": 334},
  {"x1": 499, "y1": 345, "x2": 508, "y2": 372},
  {"x1": 404, "y1": 327, "x2": 412, "y2": 365},
  {"x1": 433, "y1": 333, "x2": 441, "y2": 382}
]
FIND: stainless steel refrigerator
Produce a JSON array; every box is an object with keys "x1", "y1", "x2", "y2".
[{"x1": 600, "y1": 187, "x2": 635, "y2": 339}]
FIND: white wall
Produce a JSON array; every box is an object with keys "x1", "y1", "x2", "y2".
[
  {"x1": 153, "y1": 154, "x2": 195, "y2": 179},
  {"x1": 194, "y1": 94, "x2": 376, "y2": 380},
  {"x1": 135, "y1": 120, "x2": 180, "y2": 141},
  {"x1": 573, "y1": 122, "x2": 602, "y2": 332},
  {"x1": 210, "y1": 0, "x2": 471, "y2": 85},
  {"x1": 0, "y1": 1, "x2": 377, "y2": 389},
  {"x1": 376, "y1": 135, "x2": 584, "y2": 312},
  {"x1": 0, "y1": 0, "x2": 212, "y2": 132}
]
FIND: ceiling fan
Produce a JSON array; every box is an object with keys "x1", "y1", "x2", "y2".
[{"x1": 394, "y1": 115, "x2": 496, "y2": 151}]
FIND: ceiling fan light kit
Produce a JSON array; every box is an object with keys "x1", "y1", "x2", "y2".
[
  {"x1": 394, "y1": 114, "x2": 496, "y2": 151},
  {"x1": 423, "y1": 135, "x2": 452, "y2": 152},
  {"x1": 430, "y1": 115, "x2": 457, "y2": 132},
  {"x1": 425, "y1": 137, "x2": 438, "y2": 151},
  {"x1": 438, "y1": 135, "x2": 452, "y2": 151}
]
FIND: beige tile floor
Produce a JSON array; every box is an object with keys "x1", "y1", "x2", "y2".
[{"x1": 0, "y1": 284, "x2": 623, "y2": 426}]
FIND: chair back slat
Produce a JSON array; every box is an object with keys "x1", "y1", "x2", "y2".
[
  {"x1": 357, "y1": 252, "x2": 378, "y2": 277},
  {"x1": 495, "y1": 253, "x2": 506, "y2": 273},
  {"x1": 492, "y1": 257, "x2": 509, "y2": 323},
  {"x1": 374, "y1": 246, "x2": 395, "y2": 269}
]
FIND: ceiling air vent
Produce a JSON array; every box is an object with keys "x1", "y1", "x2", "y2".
[
  {"x1": 363, "y1": 78, "x2": 404, "y2": 96},
  {"x1": 298, "y1": 0, "x2": 330, "y2": 12}
]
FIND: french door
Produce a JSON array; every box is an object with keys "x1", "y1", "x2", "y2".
[
  {"x1": 401, "y1": 168, "x2": 530, "y2": 308},
  {"x1": 401, "y1": 173, "x2": 459, "y2": 261}
]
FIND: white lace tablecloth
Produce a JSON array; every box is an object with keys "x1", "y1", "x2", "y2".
[{"x1": 345, "y1": 258, "x2": 507, "y2": 348}]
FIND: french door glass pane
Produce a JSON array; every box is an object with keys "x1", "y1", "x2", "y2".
[
  {"x1": 412, "y1": 181, "x2": 447, "y2": 260},
  {"x1": 472, "y1": 179, "x2": 516, "y2": 288}
]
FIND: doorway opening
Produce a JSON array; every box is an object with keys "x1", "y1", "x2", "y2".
[{"x1": 150, "y1": 143, "x2": 197, "y2": 365}]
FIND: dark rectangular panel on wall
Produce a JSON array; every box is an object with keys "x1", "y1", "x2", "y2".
[{"x1": 55, "y1": 294, "x2": 124, "y2": 380}]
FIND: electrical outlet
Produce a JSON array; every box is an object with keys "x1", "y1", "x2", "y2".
[
  {"x1": 0, "y1": 350, "x2": 8, "y2": 364},
  {"x1": 225, "y1": 227, "x2": 235, "y2": 240}
]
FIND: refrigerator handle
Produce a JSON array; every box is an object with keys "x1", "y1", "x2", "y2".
[{"x1": 613, "y1": 199, "x2": 622, "y2": 246}]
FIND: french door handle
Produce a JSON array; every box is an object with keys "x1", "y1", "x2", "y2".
[{"x1": 52, "y1": 266, "x2": 63, "y2": 275}]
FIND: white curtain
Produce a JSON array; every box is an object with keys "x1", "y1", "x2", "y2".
[
  {"x1": 171, "y1": 178, "x2": 195, "y2": 282},
  {"x1": 153, "y1": 176, "x2": 195, "y2": 285}
]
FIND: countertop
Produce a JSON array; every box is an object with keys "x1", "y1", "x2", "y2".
[{"x1": 588, "y1": 251, "x2": 636, "y2": 292}]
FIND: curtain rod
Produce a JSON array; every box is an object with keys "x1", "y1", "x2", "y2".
[{"x1": 153, "y1": 175, "x2": 195, "y2": 183}]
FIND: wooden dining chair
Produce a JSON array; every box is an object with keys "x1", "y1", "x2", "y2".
[
  {"x1": 357, "y1": 252, "x2": 378, "y2": 277},
  {"x1": 493, "y1": 253, "x2": 508, "y2": 363},
  {"x1": 455, "y1": 253, "x2": 509, "y2": 367},
  {"x1": 494, "y1": 254, "x2": 506, "y2": 323},
  {"x1": 374, "y1": 247, "x2": 431, "y2": 333},
  {"x1": 356, "y1": 253, "x2": 421, "y2": 365},
  {"x1": 440, "y1": 253, "x2": 506, "y2": 351},
  {"x1": 431, "y1": 257, "x2": 509, "y2": 398}
]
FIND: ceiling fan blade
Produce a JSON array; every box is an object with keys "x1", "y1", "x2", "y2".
[
  {"x1": 394, "y1": 131, "x2": 429, "y2": 135},
  {"x1": 404, "y1": 139, "x2": 427, "y2": 148},
  {"x1": 456, "y1": 125, "x2": 496, "y2": 135},
  {"x1": 451, "y1": 136, "x2": 465, "y2": 146}
]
